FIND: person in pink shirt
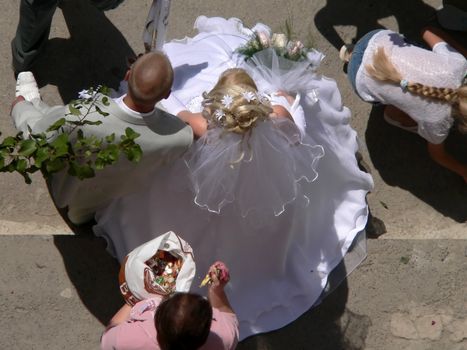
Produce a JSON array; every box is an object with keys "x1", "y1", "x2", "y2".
[{"x1": 101, "y1": 262, "x2": 239, "y2": 350}]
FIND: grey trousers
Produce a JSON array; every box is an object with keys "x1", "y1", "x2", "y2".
[{"x1": 11, "y1": 0, "x2": 125, "y2": 72}]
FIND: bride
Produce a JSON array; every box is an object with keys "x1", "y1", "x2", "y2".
[{"x1": 94, "y1": 16, "x2": 373, "y2": 339}]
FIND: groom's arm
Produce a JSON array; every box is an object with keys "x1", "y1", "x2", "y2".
[
  {"x1": 11, "y1": 97, "x2": 68, "y2": 137},
  {"x1": 11, "y1": 96, "x2": 45, "y2": 137}
]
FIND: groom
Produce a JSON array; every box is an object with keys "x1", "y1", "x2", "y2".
[{"x1": 11, "y1": 52, "x2": 193, "y2": 224}]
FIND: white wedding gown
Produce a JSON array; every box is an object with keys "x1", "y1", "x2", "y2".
[{"x1": 94, "y1": 17, "x2": 374, "y2": 339}]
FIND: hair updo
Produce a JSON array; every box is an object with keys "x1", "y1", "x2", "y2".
[{"x1": 202, "y1": 68, "x2": 273, "y2": 134}]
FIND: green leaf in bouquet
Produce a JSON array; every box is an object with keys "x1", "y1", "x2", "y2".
[
  {"x1": 124, "y1": 127, "x2": 141, "y2": 141},
  {"x1": 30, "y1": 131, "x2": 47, "y2": 141},
  {"x1": 46, "y1": 158, "x2": 67, "y2": 174},
  {"x1": 105, "y1": 133, "x2": 115, "y2": 143},
  {"x1": 37, "y1": 138, "x2": 49, "y2": 147},
  {"x1": 46, "y1": 118, "x2": 66, "y2": 132},
  {"x1": 78, "y1": 164, "x2": 95, "y2": 179},
  {"x1": 282, "y1": 17, "x2": 295, "y2": 41},
  {"x1": 97, "y1": 144, "x2": 120, "y2": 164},
  {"x1": 68, "y1": 120, "x2": 86, "y2": 127},
  {"x1": 77, "y1": 129, "x2": 84, "y2": 140},
  {"x1": 88, "y1": 136, "x2": 103, "y2": 150},
  {"x1": 98, "y1": 86, "x2": 111, "y2": 96},
  {"x1": 50, "y1": 133, "x2": 70, "y2": 158},
  {"x1": 69, "y1": 162, "x2": 95, "y2": 180},
  {"x1": 94, "y1": 157, "x2": 106, "y2": 170},
  {"x1": 21, "y1": 172, "x2": 32, "y2": 184},
  {"x1": 18, "y1": 139, "x2": 37, "y2": 157},
  {"x1": 124, "y1": 144, "x2": 142, "y2": 163},
  {"x1": 34, "y1": 147, "x2": 50, "y2": 168},
  {"x1": 81, "y1": 120, "x2": 103, "y2": 126},
  {"x1": 16, "y1": 158, "x2": 28, "y2": 173},
  {"x1": 0, "y1": 154, "x2": 4, "y2": 169},
  {"x1": 78, "y1": 134, "x2": 93, "y2": 147},
  {"x1": 1, "y1": 136, "x2": 18, "y2": 148},
  {"x1": 95, "y1": 105, "x2": 110, "y2": 117},
  {"x1": 7, "y1": 162, "x2": 16, "y2": 172},
  {"x1": 69, "y1": 104, "x2": 82, "y2": 117}
]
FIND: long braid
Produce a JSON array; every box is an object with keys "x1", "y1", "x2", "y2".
[
  {"x1": 365, "y1": 46, "x2": 467, "y2": 132},
  {"x1": 406, "y1": 83, "x2": 458, "y2": 103}
]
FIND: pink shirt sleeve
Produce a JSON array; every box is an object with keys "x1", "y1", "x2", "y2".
[
  {"x1": 201, "y1": 308, "x2": 239, "y2": 350},
  {"x1": 101, "y1": 299, "x2": 161, "y2": 350},
  {"x1": 101, "y1": 321, "x2": 160, "y2": 350}
]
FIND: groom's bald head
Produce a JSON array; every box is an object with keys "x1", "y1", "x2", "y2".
[{"x1": 127, "y1": 52, "x2": 173, "y2": 108}]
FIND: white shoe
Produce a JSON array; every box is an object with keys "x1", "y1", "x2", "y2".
[
  {"x1": 16, "y1": 71, "x2": 41, "y2": 102},
  {"x1": 339, "y1": 45, "x2": 352, "y2": 63}
]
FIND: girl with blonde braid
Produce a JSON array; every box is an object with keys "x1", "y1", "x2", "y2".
[{"x1": 341, "y1": 27, "x2": 467, "y2": 182}]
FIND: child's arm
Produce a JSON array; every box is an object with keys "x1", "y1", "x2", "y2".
[
  {"x1": 427, "y1": 142, "x2": 467, "y2": 183},
  {"x1": 177, "y1": 110, "x2": 207, "y2": 138},
  {"x1": 421, "y1": 26, "x2": 467, "y2": 57}
]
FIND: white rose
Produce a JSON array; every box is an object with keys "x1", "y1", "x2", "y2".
[
  {"x1": 256, "y1": 31, "x2": 270, "y2": 47},
  {"x1": 272, "y1": 33, "x2": 288, "y2": 49}
]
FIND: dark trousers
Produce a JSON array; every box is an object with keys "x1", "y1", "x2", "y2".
[{"x1": 11, "y1": 0, "x2": 124, "y2": 72}]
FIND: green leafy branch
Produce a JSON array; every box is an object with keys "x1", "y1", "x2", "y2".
[{"x1": 0, "y1": 86, "x2": 142, "y2": 184}]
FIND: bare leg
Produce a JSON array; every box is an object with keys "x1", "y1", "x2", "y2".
[
  {"x1": 421, "y1": 26, "x2": 467, "y2": 57},
  {"x1": 427, "y1": 142, "x2": 467, "y2": 183},
  {"x1": 384, "y1": 105, "x2": 417, "y2": 127}
]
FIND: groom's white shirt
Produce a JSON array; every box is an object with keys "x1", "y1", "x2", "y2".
[{"x1": 11, "y1": 94, "x2": 193, "y2": 224}]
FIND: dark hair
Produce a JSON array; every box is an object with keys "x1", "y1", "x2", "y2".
[{"x1": 155, "y1": 293, "x2": 213, "y2": 350}]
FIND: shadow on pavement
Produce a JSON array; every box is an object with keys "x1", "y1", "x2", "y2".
[
  {"x1": 239, "y1": 261, "x2": 371, "y2": 350},
  {"x1": 53, "y1": 229, "x2": 122, "y2": 325},
  {"x1": 32, "y1": 0, "x2": 134, "y2": 103},
  {"x1": 365, "y1": 106, "x2": 467, "y2": 222},
  {"x1": 314, "y1": 0, "x2": 437, "y2": 50}
]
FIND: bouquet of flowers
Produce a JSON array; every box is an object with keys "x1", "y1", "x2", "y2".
[{"x1": 237, "y1": 21, "x2": 313, "y2": 63}]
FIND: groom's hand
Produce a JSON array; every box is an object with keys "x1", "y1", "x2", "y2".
[{"x1": 11, "y1": 96, "x2": 25, "y2": 114}]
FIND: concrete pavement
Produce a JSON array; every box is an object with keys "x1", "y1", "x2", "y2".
[{"x1": 1, "y1": 235, "x2": 465, "y2": 349}]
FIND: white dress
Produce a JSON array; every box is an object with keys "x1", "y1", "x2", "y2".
[{"x1": 94, "y1": 16, "x2": 374, "y2": 339}]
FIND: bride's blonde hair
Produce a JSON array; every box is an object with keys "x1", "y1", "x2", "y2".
[
  {"x1": 202, "y1": 68, "x2": 273, "y2": 134},
  {"x1": 366, "y1": 47, "x2": 467, "y2": 133}
]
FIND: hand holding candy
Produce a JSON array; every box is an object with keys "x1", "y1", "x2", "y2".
[{"x1": 200, "y1": 261, "x2": 230, "y2": 288}]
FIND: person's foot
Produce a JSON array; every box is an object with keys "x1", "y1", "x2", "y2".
[{"x1": 15, "y1": 72, "x2": 41, "y2": 102}]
